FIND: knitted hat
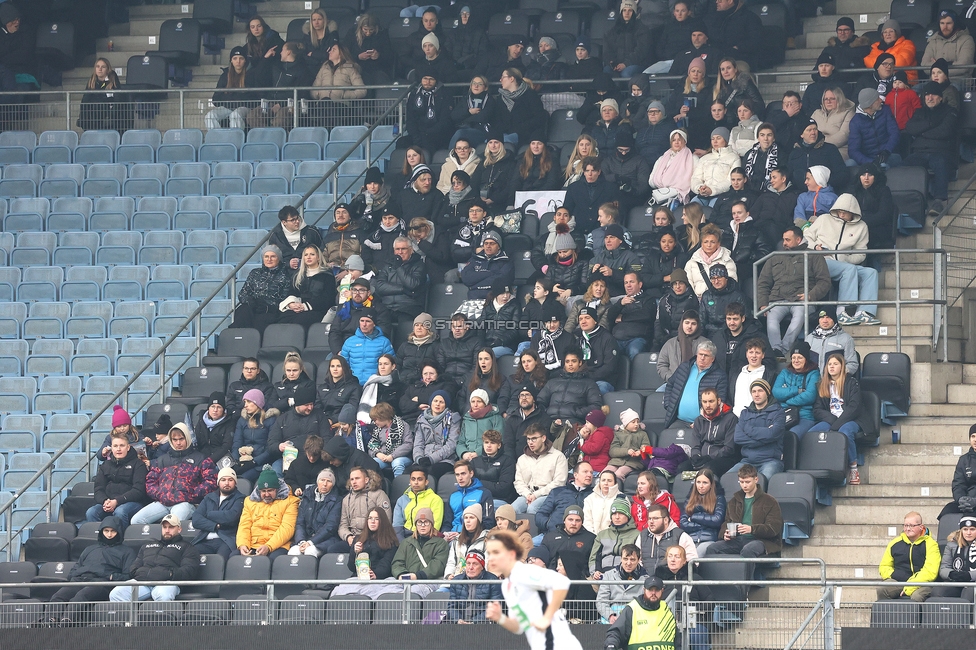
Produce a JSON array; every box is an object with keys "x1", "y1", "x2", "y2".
[
  {"x1": 410, "y1": 164, "x2": 432, "y2": 182},
  {"x1": 669, "y1": 268, "x2": 689, "y2": 285},
  {"x1": 359, "y1": 309, "x2": 377, "y2": 323},
  {"x1": 460, "y1": 6, "x2": 471, "y2": 15},
  {"x1": 857, "y1": 87, "x2": 880, "y2": 110},
  {"x1": 552, "y1": 223, "x2": 577, "y2": 251},
  {"x1": 892, "y1": 70, "x2": 909, "y2": 84},
  {"x1": 922, "y1": 81, "x2": 945, "y2": 96},
  {"x1": 508, "y1": 35, "x2": 526, "y2": 47},
  {"x1": 148, "y1": 413, "x2": 172, "y2": 437},
  {"x1": 470, "y1": 389, "x2": 490, "y2": 406},
  {"x1": 414, "y1": 507, "x2": 434, "y2": 524},
  {"x1": 111, "y1": 405, "x2": 132, "y2": 428},
  {"x1": 256, "y1": 465, "x2": 279, "y2": 489},
  {"x1": 960, "y1": 515, "x2": 976, "y2": 528},
  {"x1": 710, "y1": 126, "x2": 730, "y2": 144},
  {"x1": 496, "y1": 504, "x2": 518, "y2": 524},
  {"x1": 836, "y1": 17, "x2": 855, "y2": 31},
  {"x1": 243, "y1": 388, "x2": 266, "y2": 409},
  {"x1": 430, "y1": 389, "x2": 452, "y2": 408},
  {"x1": 940, "y1": 9, "x2": 958, "y2": 23},
  {"x1": 516, "y1": 383, "x2": 539, "y2": 398},
  {"x1": 647, "y1": 100, "x2": 666, "y2": 116},
  {"x1": 709, "y1": 264, "x2": 729, "y2": 279},
  {"x1": 527, "y1": 546, "x2": 550, "y2": 564},
  {"x1": 881, "y1": 19, "x2": 901, "y2": 39},
  {"x1": 789, "y1": 340, "x2": 813, "y2": 364},
  {"x1": 365, "y1": 166, "x2": 383, "y2": 185},
  {"x1": 873, "y1": 53, "x2": 895, "y2": 71},
  {"x1": 600, "y1": 98, "x2": 619, "y2": 113},
  {"x1": 451, "y1": 169, "x2": 471, "y2": 186},
  {"x1": 818, "y1": 310, "x2": 836, "y2": 322},
  {"x1": 491, "y1": 280, "x2": 515, "y2": 296},
  {"x1": 422, "y1": 32, "x2": 439, "y2": 50},
  {"x1": 689, "y1": 21, "x2": 707, "y2": 36},
  {"x1": 575, "y1": 36, "x2": 590, "y2": 52},
  {"x1": 294, "y1": 385, "x2": 316, "y2": 407},
  {"x1": 539, "y1": 36, "x2": 557, "y2": 50},
  {"x1": 931, "y1": 58, "x2": 950, "y2": 77},
  {"x1": 260, "y1": 244, "x2": 283, "y2": 261},
  {"x1": 542, "y1": 299, "x2": 566, "y2": 323},
  {"x1": 463, "y1": 503, "x2": 483, "y2": 521},
  {"x1": 670, "y1": 129, "x2": 688, "y2": 142},
  {"x1": 486, "y1": 128, "x2": 505, "y2": 144},
  {"x1": 482, "y1": 230, "x2": 502, "y2": 245},
  {"x1": 578, "y1": 306, "x2": 597, "y2": 320},
  {"x1": 687, "y1": 57, "x2": 706, "y2": 75},
  {"x1": 470, "y1": 197, "x2": 489, "y2": 212},
  {"x1": 465, "y1": 548, "x2": 486, "y2": 567},
  {"x1": 337, "y1": 403, "x2": 357, "y2": 425},
  {"x1": 344, "y1": 254, "x2": 365, "y2": 271},
  {"x1": 414, "y1": 312, "x2": 433, "y2": 329},
  {"x1": 585, "y1": 408, "x2": 607, "y2": 428},
  {"x1": 620, "y1": 0, "x2": 638, "y2": 12},
  {"x1": 750, "y1": 378, "x2": 772, "y2": 397},
  {"x1": 610, "y1": 499, "x2": 631, "y2": 519},
  {"x1": 816, "y1": 52, "x2": 835, "y2": 67},
  {"x1": 218, "y1": 467, "x2": 237, "y2": 481},
  {"x1": 616, "y1": 130, "x2": 635, "y2": 149},
  {"x1": 808, "y1": 165, "x2": 831, "y2": 188},
  {"x1": 229, "y1": 45, "x2": 247, "y2": 60},
  {"x1": 604, "y1": 223, "x2": 626, "y2": 240},
  {"x1": 619, "y1": 408, "x2": 640, "y2": 425},
  {"x1": 564, "y1": 505, "x2": 583, "y2": 520},
  {"x1": 208, "y1": 391, "x2": 225, "y2": 408}
]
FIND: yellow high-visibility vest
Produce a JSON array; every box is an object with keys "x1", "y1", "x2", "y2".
[{"x1": 625, "y1": 599, "x2": 676, "y2": 650}]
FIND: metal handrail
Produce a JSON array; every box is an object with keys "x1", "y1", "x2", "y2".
[
  {"x1": 751, "y1": 248, "x2": 948, "y2": 356},
  {"x1": 0, "y1": 86, "x2": 413, "y2": 556}
]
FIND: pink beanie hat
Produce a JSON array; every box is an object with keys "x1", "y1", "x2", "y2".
[{"x1": 111, "y1": 405, "x2": 132, "y2": 428}]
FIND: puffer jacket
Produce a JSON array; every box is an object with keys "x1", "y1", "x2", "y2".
[
  {"x1": 905, "y1": 100, "x2": 959, "y2": 158},
  {"x1": 794, "y1": 185, "x2": 839, "y2": 223},
  {"x1": 806, "y1": 324, "x2": 859, "y2": 375},
  {"x1": 435, "y1": 329, "x2": 484, "y2": 386},
  {"x1": 804, "y1": 194, "x2": 870, "y2": 265},
  {"x1": 268, "y1": 223, "x2": 324, "y2": 271},
  {"x1": 607, "y1": 429, "x2": 651, "y2": 472},
  {"x1": 750, "y1": 183, "x2": 800, "y2": 244},
  {"x1": 129, "y1": 533, "x2": 200, "y2": 583},
  {"x1": 371, "y1": 252, "x2": 427, "y2": 316},
  {"x1": 231, "y1": 411, "x2": 278, "y2": 466},
  {"x1": 310, "y1": 60, "x2": 366, "y2": 101},
  {"x1": 721, "y1": 217, "x2": 771, "y2": 281},
  {"x1": 266, "y1": 406, "x2": 333, "y2": 458},
  {"x1": 636, "y1": 117, "x2": 672, "y2": 168},
  {"x1": 772, "y1": 367, "x2": 821, "y2": 423},
  {"x1": 316, "y1": 375, "x2": 362, "y2": 423},
  {"x1": 607, "y1": 290, "x2": 656, "y2": 342},
  {"x1": 581, "y1": 425, "x2": 614, "y2": 473},
  {"x1": 847, "y1": 105, "x2": 900, "y2": 165},
  {"x1": 922, "y1": 28, "x2": 976, "y2": 66},
  {"x1": 193, "y1": 413, "x2": 236, "y2": 464},
  {"x1": 864, "y1": 36, "x2": 918, "y2": 78},
  {"x1": 664, "y1": 360, "x2": 730, "y2": 427},
  {"x1": 680, "y1": 492, "x2": 728, "y2": 544},
  {"x1": 699, "y1": 279, "x2": 749, "y2": 337},
  {"x1": 93, "y1": 448, "x2": 148, "y2": 506},
  {"x1": 238, "y1": 264, "x2": 292, "y2": 312},
  {"x1": 338, "y1": 477, "x2": 393, "y2": 543},
  {"x1": 412, "y1": 409, "x2": 462, "y2": 464},
  {"x1": 596, "y1": 564, "x2": 648, "y2": 621},
  {"x1": 341, "y1": 326, "x2": 395, "y2": 386},
  {"x1": 589, "y1": 519, "x2": 640, "y2": 574},
  {"x1": 396, "y1": 334, "x2": 437, "y2": 384},
  {"x1": 536, "y1": 370, "x2": 603, "y2": 421},
  {"x1": 321, "y1": 220, "x2": 364, "y2": 269},
  {"x1": 812, "y1": 101, "x2": 855, "y2": 159},
  {"x1": 393, "y1": 487, "x2": 445, "y2": 537},
  {"x1": 514, "y1": 442, "x2": 569, "y2": 499},
  {"x1": 690, "y1": 404, "x2": 739, "y2": 468},
  {"x1": 879, "y1": 528, "x2": 940, "y2": 595},
  {"x1": 584, "y1": 117, "x2": 626, "y2": 153},
  {"x1": 639, "y1": 246, "x2": 690, "y2": 299},
  {"x1": 448, "y1": 477, "x2": 496, "y2": 532},
  {"x1": 471, "y1": 449, "x2": 517, "y2": 503},
  {"x1": 951, "y1": 447, "x2": 976, "y2": 502},
  {"x1": 787, "y1": 135, "x2": 850, "y2": 192},
  {"x1": 537, "y1": 483, "x2": 594, "y2": 533},
  {"x1": 437, "y1": 151, "x2": 483, "y2": 195},
  {"x1": 392, "y1": 534, "x2": 450, "y2": 579},
  {"x1": 270, "y1": 371, "x2": 316, "y2": 413},
  {"x1": 70, "y1": 518, "x2": 137, "y2": 582},
  {"x1": 478, "y1": 296, "x2": 522, "y2": 351},
  {"x1": 459, "y1": 250, "x2": 515, "y2": 300},
  {"x1": 400, "y1": 376, "x2": 459, "y2": 424},
  {"x1": 237, "y1": 477, "x2": 300, "y2": 551},
  {"x1": 756, "y1": 242, "x2": 832, "y2": 307},
  {"x1": 730, "y1": 115, "x2": 762, "y2": 157},
  {"x1": 735, "y1": 400, "x2": 787, "y2": 466},
  {"x1": 445, "y1": 570, "x2": 503, "y2": 622},
  {"x1": 603, "y1": 14, "x2": 652, "y2": 69},
  {"x1": 652, "y1": 287, "x2": 698, "y2": 348},
  {"x1": 226, "y1": 369, "x2": 275, "y2": 419},
  {"x1": 294, "y1": 486, "x2": 342, "y2": 550},
  {"x1": 145, "y1": 426, "x2": 217, "y2": 507},
  {"x1": 458, "y1": 406, "x2": 504, "y2": 457},
  {"x1": 583, "y1": 483, "x2": 623, "y2": 533},
  {"x1": 601, "y1": 149, "x2": 652, "y2": 203},
  {"x1": 684, "y1": 246, "x2": 739, "y2": 297},
  {"x1": 851, "y1": 164, "x2": 895, "y2": 250}
]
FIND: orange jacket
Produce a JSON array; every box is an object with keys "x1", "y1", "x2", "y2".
[{"x1": 864, "y1": 37, "x2": 918, "y2": 81}]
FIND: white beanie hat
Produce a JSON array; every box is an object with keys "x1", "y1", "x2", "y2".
[
  {"x1": 808, "y1": 165, "x2": 831, "y2": 189},
  {"x1": 422, "y1": 32, "x2": 439, "y2": 50},
  {"x1": 619, "y1": 408, "x2": 640, "y2": 425}
]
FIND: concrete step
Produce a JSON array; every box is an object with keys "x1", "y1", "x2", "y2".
[
  {"x1": 771, "y1": 561, "x2": 882, "y2": 581},
  {"x1": 764, "y1": 583, "x2": 879, "y2": 603},
  {"x1": 948, "y1": 383, "x2": 976, "y2": 403},
  {"x1": 834, "y1": 483, "x2": 953, "y2": 498},
  {"x1": 860, "y1": 463, "x2": 954, "y2": 486},
  {"x1": 897, "y1": 420, "x2": 976, "y2": 443},
  {"x1": 898, "y1": 402, "x2": 976, "y2": 417},
  {"x1": 784, "y1": 544, "x2": 884, "y2": 566},
  {"x1": 865, "y1": 443, "x2": 959, "y2": 464},
  {"x1": 836, "y1": 0, "x2": 892, "y2": 14},
  {"x1": 847, "y1": 340, "x2": 963, "y2": 364},
  {"x1": 876, "y1": 305, "x2": 962, "y2": 326}
]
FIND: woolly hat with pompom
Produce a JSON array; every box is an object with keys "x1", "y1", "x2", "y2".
[{"x1": 551, "y1": 222, "x2": 577, "y2": 251}]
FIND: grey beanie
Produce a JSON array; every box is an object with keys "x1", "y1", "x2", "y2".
[
  {"x1": 710, "y1": 127, "x2": 731, "y2": 144},
  {"x1": 260, "y1": 244, "x2": 283, "y2": 261},
  {"x1": 539, "y1": 36, "x2": 557, "y2": 50},
  {"x1": 647, "y1": 100, "x2": 666, "y2": 117},
  {"x1": 857, "y1": 87, "x2": 880, "y2": 110},
  {"x1": 551, "y1": 228, "x2": 577, "y2": 251},
  {"x1": 881, "y1": 19, "x2": 901, "y2": 39}
]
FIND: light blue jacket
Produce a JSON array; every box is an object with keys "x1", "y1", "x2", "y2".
[{"x1": 340, "y1": 326, "x2": 394, "y2": 385}]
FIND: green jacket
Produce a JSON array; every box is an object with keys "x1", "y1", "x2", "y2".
[
  {"x1": 457, "y1": 406, "x2": 505, "y2": 457},
  {"x1": 590, "y1": 519, "x2": 640, "y2": 574},
  {"x1": 391, "y1": 534, "x2": 450, "y2": 580}
]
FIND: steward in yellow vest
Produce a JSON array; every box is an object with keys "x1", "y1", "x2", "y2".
[{"x1": 604, "y1": 576, "x2": 676, "y2": 650}]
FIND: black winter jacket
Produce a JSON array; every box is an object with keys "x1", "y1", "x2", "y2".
[
  {"x1": 130, "y1": 534, "x2": 200, "y2": 583},
  {"x1": 503, "y1": 406, "x2": 553, "y2": 456},
  {"x1": 711, "y1": 318, "x2": 768, "y2": 376},
  {"x1": 574, "y1": 326, "x2": 619, "y2": 384},
  {"x1": 703, "y1": 2, "x2": 764, "y2": 70},
  {"x1": 396, "y1": 336, "x2": 438, "y2": 385},
  {"x1": 541, "y1": 524, "x2": 596, "y2": 601},
  {"x1": 712, "y1": 187, "x2": 760, "y2": 226},
  {"x1": 269, "y1": 372, "x2": 317, "y2": 413},
  {"x1": 607, "y1": 291, "x2": 657, "y2": 342},
  {"x1": 371, "y1": 252, "x2": 427, "y2": 317},
  {"x1": 193, "y1": 413, "x2": 237, "y2": 463},
  {"x1": 267, "y1": 406, "x2": 333, "y2": 458},
  {"x1": 450, "y1": 90, "x2": 495, "y2": 132},
  {"x1": 905, "y1": 101, "x2": 959, "y2": 160},
  {"x1": 458, "y1": 372, "x2": 514, "y2": 416},
  {"x1": 395, "y1": 186, "x2": 445, "y2": 224},
  {"x1": 601, "y1": 149, "x2": 652, "y2": 203},
  {"x1": 316, "y1": 375, "x2": 362, "y2": 423},
  {"x1": 479, "y1": 156, "x2": 518, "y2": 211},
  {"x1": 721, "y1": 218, "x2": 770, "y2": 280},
  {"x1": 70, "y1": 524, "x2": 137, "y2": 582},
  {"x1": 584, "y1": 117, "x2": 627, "y2": 152},
  {"x1": 717, "y1": 73, "x2": 764, "y2": 118},
  {"x1": 851, "y1": 165, "x2": 895, "y2": 250},
  {"x1": 537, "y1": 370, "x2": 603, "y2": 422},
  {"x1": 94, "y1": 448, "x2": 148, "y2": 506},
  {"x1": 405, "y1": 84, "x2": 455, "y2": 153},
  {"x1": 636, "y1": 118, "x2": 672, "y2": 168},
  {"x1": 639, "y1": 247, "x2": 690, "y2": 300},
  {"x1": 750, "y1": 184, "x2": 801, "y2": 245},
  {"x1": 562, "y1": 176, "x2": 618, "y2": 233},
  {"x1": 268, "y1": 223, "x2": 325, "y2": 271},
  {"x1": 544, "y1": 255, "x2": 589, "y2": 297},
  {"x1": 471, "y1": 450, "x2": 517, "y2": 503},
  {"x1": 446, "y1": 23, "x2": 490, "y2": 74},
  {"x1": 283, "y1": 453, "x2": 330, "y2": 495},
  {"x1": 238, "y1": 264, "x2": 292, "y2": 313},
  {"x1": 653, "y1": 288, "x2": 699, "y2": 348},
  {"x1": 787, "y1": 136, "x2": 850, "y2": 193},
  {"x1": 190, "y1": 489, "x2": 245, "y2": 552},
  {"x1": 812, "y1": 373, "x2": 873, "y2": 433},
  {"x1": 399, "y1": 376, "x2": 460, "y2": 424},
  {"x1": 487, "y1": 86, "x2": 549, "y2": 147},
  {"x1": 690, "y1": 406, "x2": 739, "y2": 468},
  {"x1": 657, "y1": 16, "x2": 698, "y2": 61},
  {"x1": 294, "y1": 488, "x2": 342, "y2": 550},
  {"x1": 513, "y1": 152, "x2": 562, "y2": 194},
  {"x1": 699, "y1": 279, "x2": 749, "y2": 337},
  {"x1": 603, "y1": 15, "x2": 653, "y2": 69},
  {"x1": 435, "y1": 329, "x2": 484, "y2": 386},
  {"x1": 821, "y1": 35, "x2": 872, "y2": 76},
  {"x1": 254, "y1": 58, "x2": 313, "y2": 103},
  {"x1": 479, "y1": 296, "x2": 522, "y2": 350},
  {"x1": 226, "y1": 370, "x2": 275, "y2": 419},
  {"x1": 285, "y1": 271, "x2": 337, "y2": 315},
  {"x1": 952, "y1": 449, "x2": 976, "y2": 501},
  {"x1": 211, "y1": 68, "x2": 258, "y2": 110}
]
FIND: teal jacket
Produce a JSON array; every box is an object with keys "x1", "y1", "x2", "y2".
[{"x1": 771, "y1": 367, "x2": 821, "y2": 422}]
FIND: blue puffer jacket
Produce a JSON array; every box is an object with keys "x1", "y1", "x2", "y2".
[
  {"x1": 663, "y1": 360, "x2": 730, "y2": 427},
  {"x1": 771, "y1": 367, "x2": 821, "y2": 422},
  {"x1": 445, "y1": 570, "x2": 503, "y2": 622},
  {"x1": 231, "y1": 412, "x2": 278, "y2": 466},
  {"x1": 340, "y1": 326, "x2": 395, "y2": 385},
  {"x1": 294, "y1": 487, "x2": 342, "y2": 550},
  {"x1": 448, "y1": 477, "x2": 496, "y2": 532},
  {"x1": 847, "y1": 106, "x2": 900, "y2": 165},
  {"x1": 734, "y1": 400, "x2": 787, "y2": 466},
  {"x1": 679, "y1": 492, "x2": 728, "y2": 543}
]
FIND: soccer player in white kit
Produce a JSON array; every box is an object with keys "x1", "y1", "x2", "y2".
[{"x1": 484, "y1": 530, "x2": 584, "y2": 650}]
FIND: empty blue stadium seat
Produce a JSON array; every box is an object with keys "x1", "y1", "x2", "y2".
[
  {"x1": 147, "y1": 280, "x2": 186, "y2": 300},
  {"x1": 0, "y1": 178, "x2": 37, "y2": 198}
]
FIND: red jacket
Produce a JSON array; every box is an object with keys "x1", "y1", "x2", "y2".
[
  {"x1": 630, "y1": 491, "x2": 681, "y2": 531},
  {"x1": 884, "y1": 87, "x2": 920, "y2": 130},
  {"x1": 580, "y1": 425, "x2": 614, "y2": 472}
]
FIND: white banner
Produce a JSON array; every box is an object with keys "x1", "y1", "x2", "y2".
[{"x1": 515, "y1": 190, "x2": 567, "y2": 219}]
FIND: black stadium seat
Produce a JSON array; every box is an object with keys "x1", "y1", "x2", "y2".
[
  {"x1": 887, "y1": 166, "x2": 928, "y2": 230},
  {"x1": 272, "y1": 554, "x2": 319, "y2": 599},
  {"x1": 603, "y1": 391, "x2": 643, "y2": 426},
  {"x1": 257, "y1": 323, "x2": 305, "y2": 363},
  {"x1": 221, "y1": 555, "x2": 271, "y2": 600},
  {"x1": 124, "y1": 523, "x2": 161, "y2": 550},
  {"x1": 0, "y1": 562, "x2": 37, "y2": 601},
  {"x1": 427, "y1": 283, "x2": 468, "y2": 319},
  {"x1": 23, "y1": 522, "x2": 75, "y2": 563},
  {"x1": 193, "y1": 0, "x2": 235, "y2": 35},
  {"x1": 126, "y1": 55, "x2": 169, "y2": 90},
  {"x1": 60, "y1": 481, "x2": 96, "y2": 524},
  {"x1": 796, "y1": 429, "x2": 848, "y2": 486},
  {"x1": 767, "y1": 471, "x2": 816, "y2": 539},
  {"x1": 169, "y1": 366, "x2": 227, "y2": 407},
  {"x1": 487, "y1": 12, "x2": 533, "y2": 47},
  {"x1": 889, "y1": 0, "x2": 935, "y2": 30},
  {"x1": 178, "y1": 553, "x2": 225, "y2": 600},
  {"x1": 539, "y1": 11, "x2": 580, "y2": 38},
  {"x1": 857, "y1": 391, "x2": 883, "y2": 446},
  {"x1": 35, "y1": 22, "x2": 75, "y2": 71},
  {"x1": 205, "y1": 327, "x2": 262, "y2": 368},
  {"x1": 547, "y1": 109, "x2": 583, "y2": 147},
  {"x1": 870, "y1": 600, "x2": 921, "y2": 628},
  {"x1": 279, "y1": 595, "x2": 327, "y2": 624},
  {"x1": 154, "y1": 19, "x2": 202, "y2": 68},
  {"x1": 630, "y1": 353, "x2": 664, "y2": 395},
  {"x1": 922, "y1": 598, "x2": 972, "y2": 628},
  {"x1": 860, "y1": 353, "x2": 911, "y2": 417}
]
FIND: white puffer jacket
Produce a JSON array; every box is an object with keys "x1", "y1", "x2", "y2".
[
  {"x1": 684, "y1": 246, "x2": 739, "y2": 297},
  {"x1": 690, "y1": 146, "x2": 741, "y2": 196},
  {"x1": 583, "y1": 482, "x2": 622, "y2": 534},
  {"x1": 729, "y1": 115, "x2": 762, "y2": 157}
]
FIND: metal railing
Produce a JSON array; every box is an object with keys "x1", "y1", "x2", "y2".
[
  {"x1": 751, "y1": 248, "x2": 948, "y2": 358},
  {"x1": 0, "y1": 85, "x2": 413, "y2": 557},
  {"x1": 934, "y1": 162, "x2": 976, "y2": 324}
]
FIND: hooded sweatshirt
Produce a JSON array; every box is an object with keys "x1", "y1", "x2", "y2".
[
  {"x1": 804, "y1": 193, "x2": 870, "y2": 265},
  {"x1": 144, "y1": 423, "x2": 217, "y2": 506}
]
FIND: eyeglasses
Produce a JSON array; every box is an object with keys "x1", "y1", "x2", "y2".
[
  {"x1": 647, "y1": 516, "x2": 666, "y2": 522},
  {"x1": 879, "y1": 61, "x2": 894, "y2": 67},
  {"x1": 904, "y1": 523, "x2": 923, "y2": 529},
  {"x1": 525, "y1": 436, "x2": 544, "y2": 442}
]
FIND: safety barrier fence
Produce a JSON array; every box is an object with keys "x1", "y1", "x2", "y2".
[
  {"x1": 751, "y1": 248, "x2": 948, "y2": 359},
  {"x1": 0, "y1": 86, "x2": 413, "y2": 557}
]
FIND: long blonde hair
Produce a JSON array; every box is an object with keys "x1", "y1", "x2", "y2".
[
  {"x1": 294, "y1": 244, "x2": 324, "y2": 289},
  {"x1": 712, "y1": 57, "x2": 739, "y2": 100},
  {"x1": 564, "y1": 134, "x2": 598, "y2": 182},
  {"x1": 309, "y1": 8, "x2": 329, "y2": 47},
  {"x1": 354, "y1": 13, "x2": 379, "y2": 47},
  {"x1": 682, "y1": 203, "x2": 705, "y2": 249},
  {"x1": 818, "y1": 352, "x2": 847, "y2": 398},
  {"x1": 87, "y1": 58, "x2": 120, "y2": 91}
]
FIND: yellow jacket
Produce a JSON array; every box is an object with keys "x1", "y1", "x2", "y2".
[
  {"x1": 236, "y1": 481, "x2": 300, "y2": 551},
  {"x1": 878, "y1": 528, "x2": 940, "y2": 596}
]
